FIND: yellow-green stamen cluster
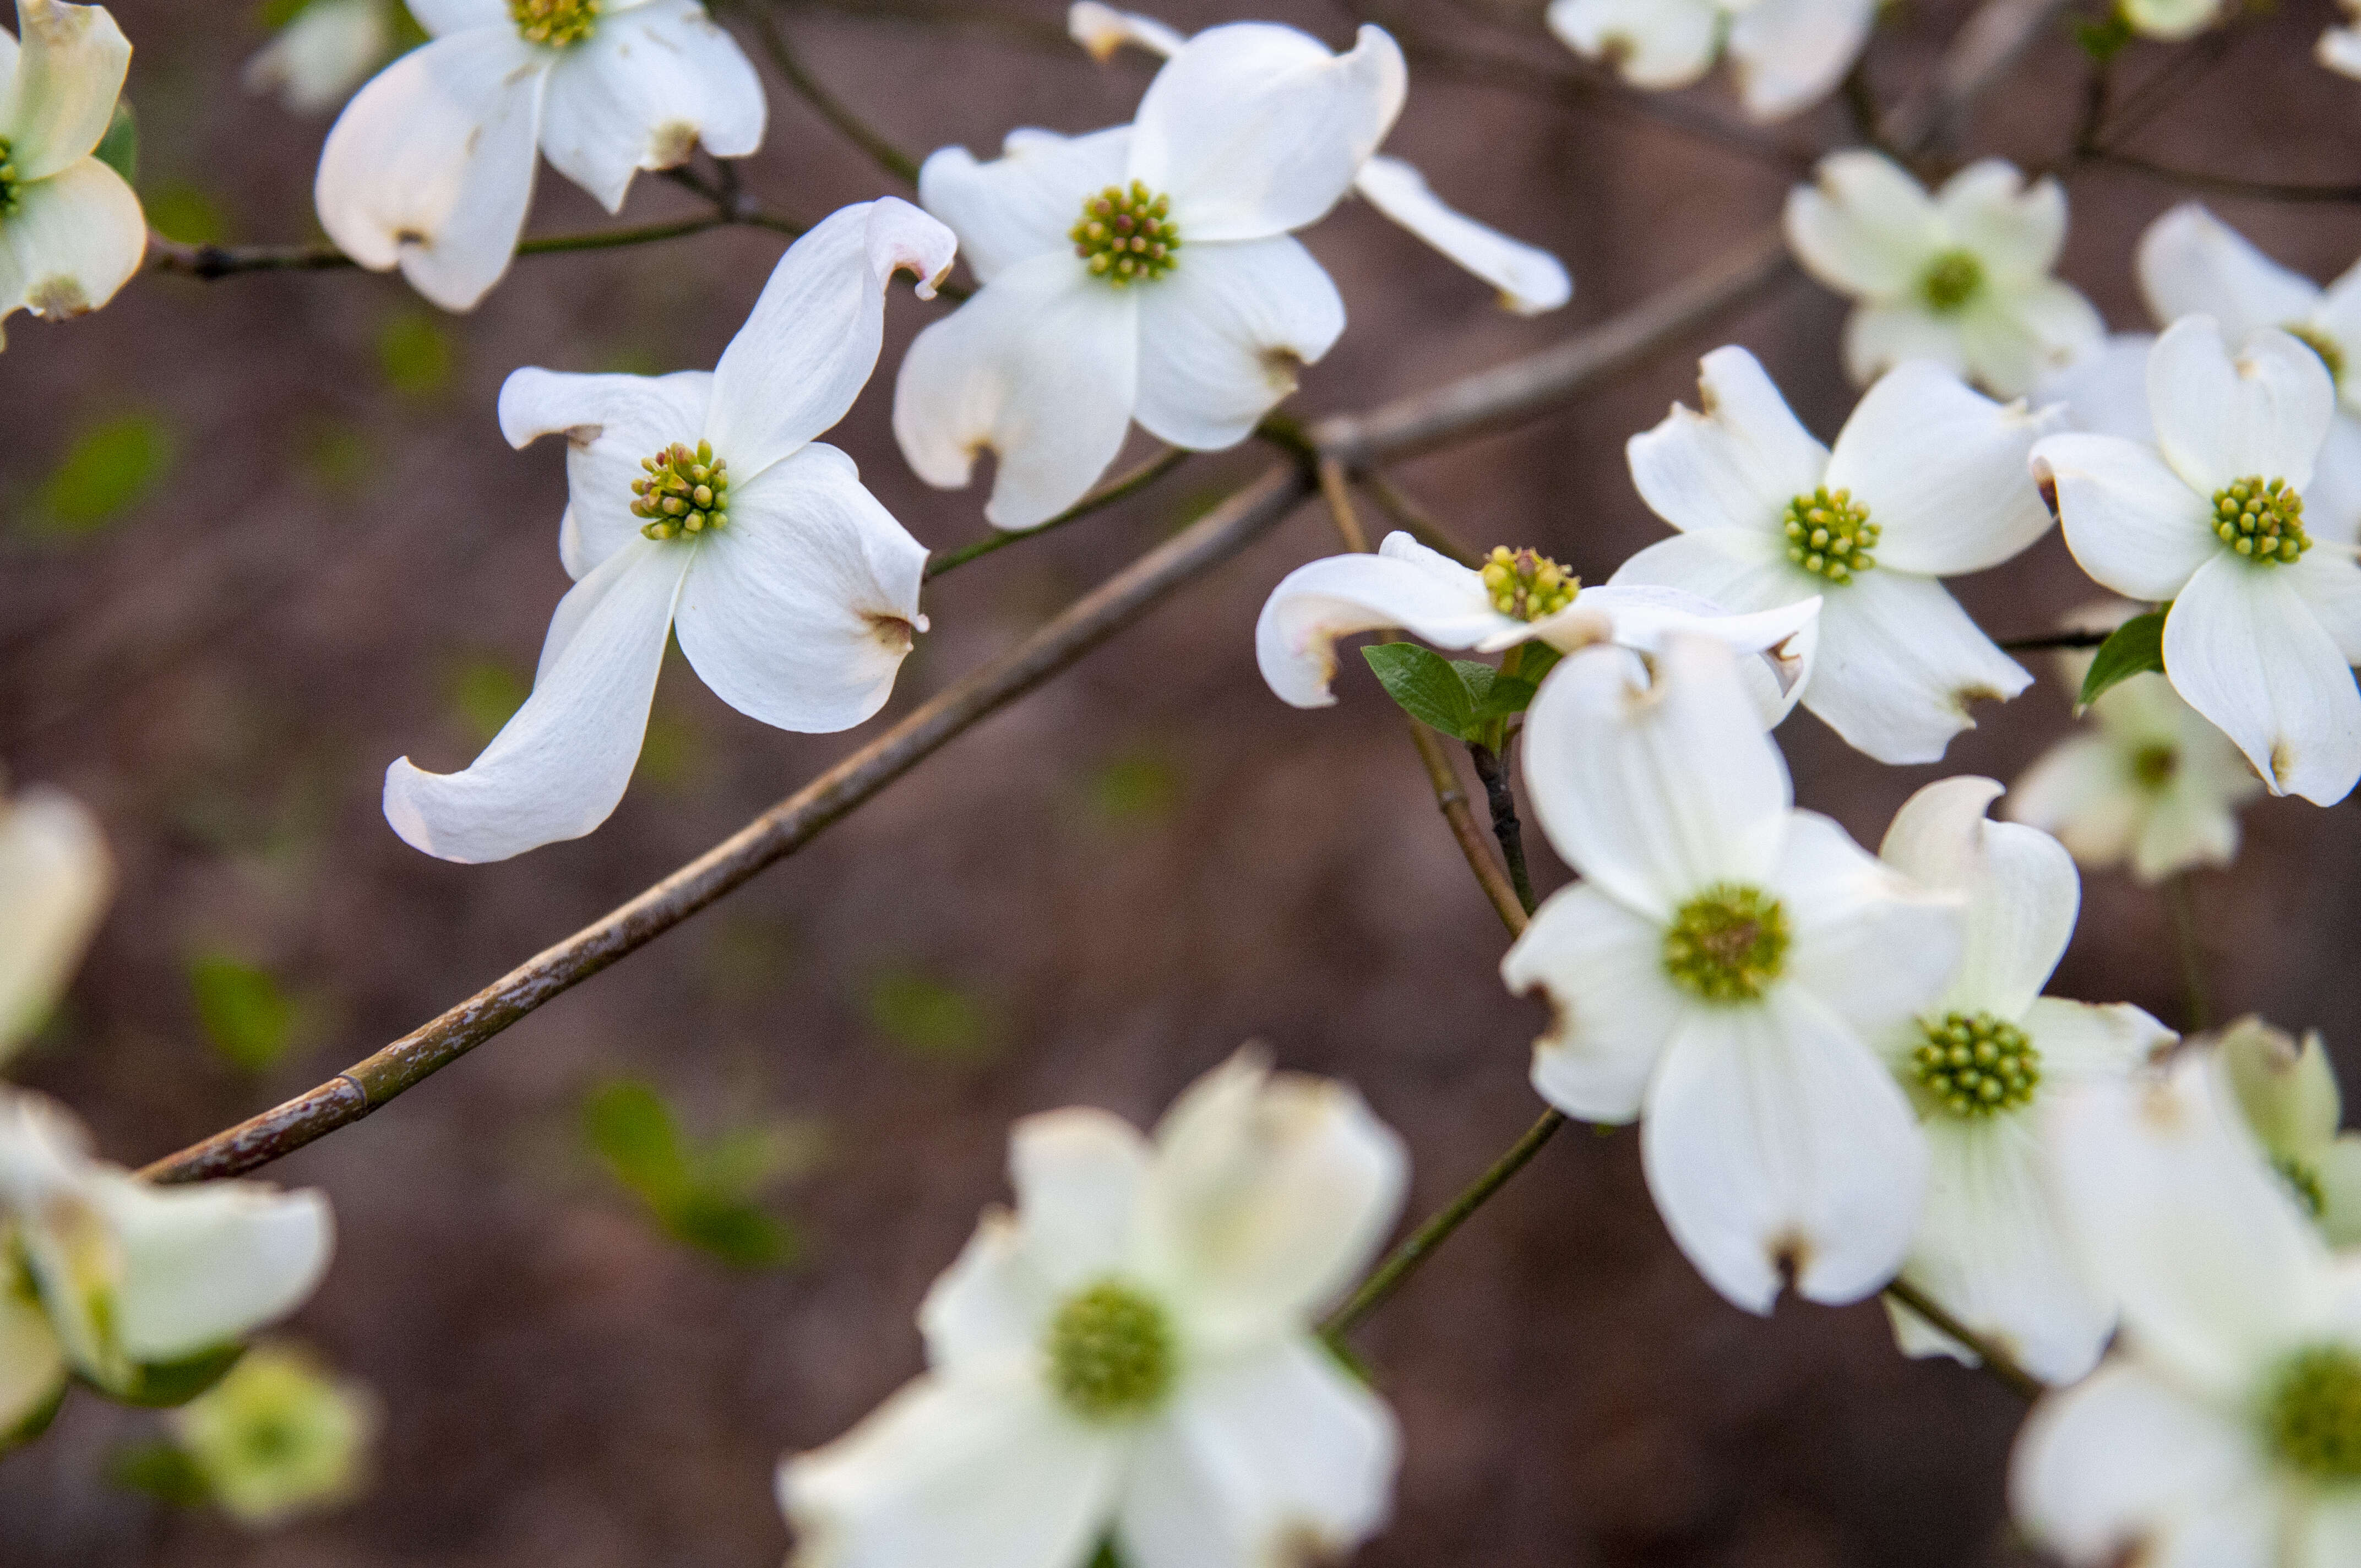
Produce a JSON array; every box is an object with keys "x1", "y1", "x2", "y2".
[
  {"x1": 2276, "y1": 1155, "x2": 2329, "y2": 1221},
  {"x1": 1071, "y1": 182, "x2": 1179, "y2": 285},
  {"x1": 510, "y1": 0, "x2": 598, "y2": 47},
  {"x1": 2131, "y1": 742, "x2": 2179, "y2": 790},
  {"x1": 2264, "y1": 1345, "x2": 2361, "y2": 1484},
  {"x1": 2212, "y1": 477, "x2": 2310, "y2": 564},
  {"x1": 1046, "y1": 1280, "x2": 1177, "y2": 1422},
  {"x1": 1480, "y1": 546, "x2": 1579, "y2": 621},
  {"x1": 632, "y1": 441, "x2": 730, "y2": 541},
  {"x1": 0, "y1": 139, "x2": 19, "y2": 220},
  {"x1": 1913, "y1": 1011, "x2": 2042, "y2": 1118},
  {"x1": 1782, "y1": 487, "x2": 1879, "y2": 582},
  {"x1": 1662, "y1": 885, "x2": 1791, "y2": 1003},
  {"x1": 1919, "y1": 249, "x2": 1986, "y2": 314},
  {"x1": 2288, "y1": 324, "x2": 2347, "y2": 385}
]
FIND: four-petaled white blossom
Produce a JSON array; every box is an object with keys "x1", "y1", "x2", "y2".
[
  {"x1": 244, "y1": 0, "x2": 396, "y2": 115},
  {"x1": 2217, "y1": 1016, "x2": 2361, "y2": 1250},
  {"x1": 316, "y1": 0, "x2": 766, "y2": 311},
  {"x1": 778, "y1": 1049, "x2": 1408, "y2": 1568},
  {"x1": 1544, "y1": 0, "x2": 1875, "y2": 122},
  {"x1": 0, "y1": 0, "x2": 143, "y2": 350},
  {"x1": 1874, "y1": 776, "x2": 2174, "y2": 1385},
  {"x1": 894, "y1": 21, "x2": 1412, "y2": 531},
  {"x1": 1067, "y1": 3, "x2": 1570, "y2": 318},
  {"x1": 0, "y1": 1089, "x2": 334, "y2": 1441},
  {"x1": 1500, "y1": 636, "x2": 1963, "y2": 1313},
  {"x1": 383, "y1": 199, "x2": 958, "y2": 863},
  {"x1": 1611, "y1": 346, "x2": 2055, "y2": 764},
  {"x1": 0, "y1": 782, "x2": 109, "y2": 1065},
  {"x1": 2012, "y1": 1050, "x2": 2361, "y2": 1568},
  {"x1": 1785, "y1": 151, "x2": 2102, "y2": 396},
  {"x1": 2032, "y1": 315, "x2": 2361, "y2": 804}
]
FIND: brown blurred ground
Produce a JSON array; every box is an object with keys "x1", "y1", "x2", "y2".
[{"x1": 5, "y1": 0, "x2": 2361, "y2": 1561}]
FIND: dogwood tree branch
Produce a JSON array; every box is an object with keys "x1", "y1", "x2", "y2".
[
  {"x1": 1882, "y1": 1278, "x2": 2045, "y2": 1402},
  {"x1": 146, "y1": 206, "x2": 804, "y2": 281},
  {"x1": 1467, "y1": 741, "x2": 1537, "y2": 914},
  {"x1": 923, "y1": 448, "x2": 1191, "y2": 579},
  {"x1": 735, "y1": 0, "x2": 926, "y2": 186}
]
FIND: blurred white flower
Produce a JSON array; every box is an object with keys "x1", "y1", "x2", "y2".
[
  {"x1": 1544, "y1": 0, "x2": 1875, "y2": 122},
  {"x1": 244, "y1": 0, "x2": 394, "y2": 115},
  {"x1": 894, "y1": 21, "x2": 1410, "y2": 530},
  {"x1": 171, "y1": 1341, "x2": 380, "y2": 1526},
  {"x1": 2032, "y1": 315, "x2": 2361, "y2": 804},
  {"x1": 0, "y1": 0, "x2": 145, "y2": 350},
  {"x1": 0, "y1": 783, "x2": 110, "y2": 1065},
  {"x1": 1254, "y1": 530, "x2": 1820, "y2": 717},
  {"x1": 1067, "y1": 3, "x2": 1570, "y2": 317},
  {"x1": 2035, "y1": 333, "x2": 2155, "y2": 442},
  {"x1": 779, "y1": 1049, "x2": 1408, "y2": 1568},
  {"x1": 383, "y1": 199, "x2": 955, "y2": 863},
  {"x1": 2013, "y1": 1051, "x2": 2361, "y2": 1568},
  {"x1": 2322, "y1": 0, "x2": 2361, "y2": 78},
  {"x1": 315, "y1": 0, "x2": 766, "y2": 311},
  {"x1": 1500, "y1": 636, "x2": 1962, "y2": 1313},
  {"x1": 1874, "y1": 776, "x2": 2174, "y2": 1384},
  {"x1": 1785, "y1": 151, "x2": 2101, "y2": 396},
  {"x1": 0, "y1": 1089, "x2": 334, "y2": 1436},
  {"x1": 1609, "y1": 346, "x2": 2053, "y2": 764},
  {"x1": 2218, "y1": 1017, "x2": 2361, "y2": 1249},
  {"x1": 2120, "y1": 0, "x2": 2228, "y2": 39}
]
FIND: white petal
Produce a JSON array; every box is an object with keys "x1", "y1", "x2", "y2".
[
  {"x1": 891, "y1": 250, "x2": 1139, "y2": 530},
  {"x1": 1519, "y1": 636, "x2": 1793, "y2": 921},
  {"x1": 404, "y1": 0, "x2": 506, "y2": 35},
  {"x1": 94, "y1": 1173, "x2": 334, "y2": 1364},
  {"x1": 2148, "y1": 315, "x2": 2335, "y2": 496},
  {"x1": 1823, "y1": 360, "x2": 2060, "y2": 575},
  {"x1": 1252, "y1": 537, "x2": 1506, "y2": 709},
  {"x1": 2123, "y1": 0, "x2": 2229, "y2": 38},
  {"x1": 1544, "y1": 0, "x2": 1718, "y2": 89},
  {"x1": 1641, "y1": 987, "x2": 1927, "y2": 1313},
  {"x1": 243, "y1": 0, "x2": 389, "y2": 114},
  {"x1": 1009, "y1": 1106, "x2": 1151, "y2": 1292},
  {"x1": 1783, "y1": 150, "x2": 1941, "y2": 300},
  {"x1": 1726, "y1": 0, "x2": 1874, "y2": 121},
  {"x1": 2034, "y1": 431, "x2": 2217, "y2": 601},
  {"x1": 1774, "y1": 809, "x2": 1965, "y2": 1040},
  {"x1": 0, "y1": 786, "x2": 109, "y2": 1062},
  {"x1": 1628, "y1": 345, "x2": 1828, "y2": 538},
  {"x1": 3, "y1": 0, "x2": 129, "y2": 179},
  {"x1": 780, "y1": 1369, "x2": 1126, "y2": 1568},
  {"x1": 1842, "y1": 302, "x2": 1969, "y2": 386},
  {"x1": 707, "y1": 198, "x2": 958, "y2": 482},
  {"x1": 0, "y1": 1278, "x2": 63, "y2": 1437},
  {"x1": 1877, "y1": 776, "x2": 2075, "y2": 1019},
  {"x1": 2292, "y1": 546, "x2": 2361, "y2": 662},
  {"x1": 1955, "y1": 281, "x2": 2104, "y2": 400},
  {"x1": 2007, "y1": 732, "x2": 2143, "y2": 872},
  {"x1": 919, "y1": 1212, "x2": 1055, "y2": 1374},
  {"x1": 1606, "y1": 527, "x2": 1811, "y2": 625},
  {"x1": 2296, "y1": 1497, "x2": 2361, "y2": 1568},
  {"x1": 2313, "y1": 267, "x2": 2361, "y2": 415},
  {"x1": 0, "y1": 155, "x2": 144, "y2": 325},
  {"x1": 1116, "y1": 1338, "x2": 1397, "y2": 1568},
  {"x1": 537, "y1": 0, "x2": 765, "y2": 214},
  {"x1": 2325, "y1": 21, "x2": 2361, "y2": 78},
  {"x1": 2217, "y1": 1016, "x2": 2341, "y2": 1154},
  {"x1": 2037, "y1": 333, "x2": 2158, "y2": 443},
  {"x1": 1068, "y1": 2, "x2": 1184, "y2": 61},
  {"x1": 383, "y1": 541, "x2": 689, "y2": 862},
  {"x1": 1802, "y1": 570, "x2": 2030, "y2": 766},
  {"x1": 2021, "y1": 995, "x2": 2173, "y2": 1083},
  {"x1": 497, "y1": 366, "x2": 713, "y2": 580},
  {"x1": 2303, "y1": 412, "x2": 2361, "y2": 542},
  {"x1": 672, "y1": 444, "x2": 928, "y2": 733},
  {"x1": 1936, "y1": 161, "x2": 2066, "y2": 284},
  {"x1": 1350, "y1": 156, "x2": 1570, "y2": 315},
  {"x1": 1133, "y1": 235, "x2": 1343, "y2": 450},
  {"x1": 918, "y1": 126, "x2": 1130, "y2": 286},
  {"x1": 1504, "y1": 881, "x2": 1685, "y2": 1124},
  {"x1": 1128, "y1": 21, "x2": 1403, "y2": 242},
  {"x1": 314, "y1": 30, "x2": 549, "y2": 312},
  {"x1": 2164, "y1": 553, "x2": 2361, "y2": 805},
  {"x1": 1529, "y1": 586, "x2": 1822, "y2": 722},
  {"x1": 2138, "y1": 203, "x2": 2322, "y2": 340}
]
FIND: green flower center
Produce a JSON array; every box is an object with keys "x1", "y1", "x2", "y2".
[
  {"x1": 1070, "y1": 182, "x2": 1180, "y2": 285},
  {"x1": 0, "y1": 138, "x2": 19, "y2": 221},
  {"x1": 1662, "y1": 885, "x2": 1790, "y2": 1003},
  {"x1": 2276, "y1": 1153, "x2": 2329, "y2": 1221},
  {"x1": 2265, "y1": 1345, "x2": 2361, "y2": 1485},
  {"x1": 1782, "y1": 487, "x2": 1880, "y2": 583},
  {"x1": 510, "y1": 0, "x2": 597, "y2": 47},
  {"x1": 2131, "y1": 742, "x2": 2178, "y2": 790},
  {"x1": 2288, "y1": 324, "x2": 2347, "y2": 386},
  {"x1": 632, "y1": 440, "x2": 730, "y2": 541},
  {"x1": 1046, "y1": 1280, "x2": 1177, "y2": 1422},
  {"x1": 1919, "y1": 249, "x2": 1986, "y2": 314},
  {"x1": 2212, "y1": 476, "x2": 2311, "y2": 564},
  {"x1": 1479, "y1": 546, "x2": 1579, "y2": 620},
  {"x1": 1913, "y1": 1011, "x2": 2042, "y2": 1118}
]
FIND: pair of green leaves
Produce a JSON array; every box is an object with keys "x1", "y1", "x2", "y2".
[
  {"x1": 2077, "y1": 607, "x2": 2169, "y2": 709},
  {"x1": 1360, "y1": 641, "x2": 1560, "y2": 750},
  {"x1": 583, "y1": 1081, "x2": 818, "y2": 1270}
]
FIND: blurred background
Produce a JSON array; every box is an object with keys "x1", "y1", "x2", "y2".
[{"x1": 5, "y1": 0, "x2": 2361, "y2": 1561}]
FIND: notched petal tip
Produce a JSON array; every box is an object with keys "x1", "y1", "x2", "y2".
[{"x1": 25, "y1": 277, "x2": 94, "y2": 320}]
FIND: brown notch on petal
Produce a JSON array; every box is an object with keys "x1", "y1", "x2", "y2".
[
  {"x1": 1771, "y1": 1231, "x2": 1813, "y2": 1290},
  {"x1": 864, "y1": 613, "x2": 919, "y2": 654},
  {"x1": 27, "y1": 278, "x2": 91, "y2": 319}
]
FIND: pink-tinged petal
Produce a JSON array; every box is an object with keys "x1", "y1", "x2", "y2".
[
  {"x1": 536, "y1": 0, "x2": 764, "y2": 214},
  {"x1": 918, "y1": 126, "x2": 1130, "y2": 286},
  {"x1": 1628, "y1": 346, "x2": 1829, "y2": 538},
  {"x1": 2034, "y1": 431, "x2": 2217, "y2": 602},
  {"x1": 2164, "y1": 553, "x2": 2361, "y2": 804},
  {"x1": 1504, "y1": 881, "x2": 1684, "y2": 1125},
  {"x1": 1133, "y1": 235, "x2": 1342, "y2": 450}
]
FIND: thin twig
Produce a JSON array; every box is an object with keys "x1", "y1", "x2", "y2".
[
  {"x1": 146, "y1": 210, "x2": 802, "y2": 280},
  {"x1": 1467, "y1": 741, "x2": 1537, "y2": 916},
  {"x1": 1357, "y1": 472, "x2": 1480, "y2": 568},
  {"x1": 1881, "y1": 1277, "x2": 2046, "y2": 1403},
  {"x1": 1999, "y1": 629, "x2": 2109, "y2": 651},
  {"x1": 2164, "y1": 872, "x2": 2213, "y2": 1033},
  {"x1": 2081, "y1": 151, "x2": 2361, "y2": 206},
  {"x1": 923, "y1": 448, "x2": 1190, "y2": 580},
  {"x1": 738, "y1": 0, "x2": 924, "y2": 186},
  {"x1": 1316, "y1": 456, "x2": 1373, "y2": 553}
]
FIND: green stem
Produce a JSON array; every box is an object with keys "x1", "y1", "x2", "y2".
[{"x1": 922, "y1": 448, "x2": 1189, "y2": 581}]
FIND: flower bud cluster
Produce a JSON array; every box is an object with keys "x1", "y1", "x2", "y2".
[
  {"x1": 510, "y1": 0, "x2": 599, "y2": 48},
  {"x1": 2212, "y1": 477, "x2": 2310, "y2": 563},
  {"x1": 1913, "y1": 1011, "x2": 2041, "y2": 1117},
  {"x1": 1071, "y1": 182, "x2": 1180, "y2": 285},
  {"x1": 1480, "y1": 546, "x2": 1577, "y2": 620},
  {"x1": 633, "y1": 440, "x2": 730, "y2": 541}
]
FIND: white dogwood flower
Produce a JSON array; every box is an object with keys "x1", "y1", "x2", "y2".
[
  {"x1": 1544, "y1": 0, "x2": 1874, "y2": 121},
  {"x1": 2012, "y1": 1051, "x2": 2361, "y2": 1568},
  {"x1": 2323, "y1": 0, "x2": 2361, "y2": 78},
  {"x1": 1786, "y1": 151, "x2": 2101, "y2": 396},
  {"x1": 1066, "y1": 4, "x2": 1569, "y2": 318},
  {"x1": 2218, "y1": 1017, "x2": 2361, "y2": 1250},
  {"x1": 2032, "y1": 315, "x2": 2361, "y2": 804},
  {"x1": 779, "y1": 1049, "x2": 1407, "y2": 1568},
  {"x1": 1500, "y1": 636, "x2": 1962, "y2": 1313},
  {"x1": 1255, "y1": 531, "x2": 1820, "y2": 717},
  {"x1": 895, "y1": 21, "x2": 1423, "y2": 530},
  {"x1": 1610, "y1": 346, "x2": 2053, "y2": 764},
  {"x1": 0, "y1": 1088, "x2": 334, "y2": 1440},
  {"x1": 1875, "y1": 777, "x2": 2174, "y2": 1384},
  {"x1": 0, "y1": 783, "x2": 109, "y2": 1064},
  {"x1": 315, "y1": 0, "x2": 765, "y2": 311},
  {"x1": 0, "y1": 0, "x2": 144, "y2": 350},
  {"x1": 383, "y1": 200, "x2": 956, "y2": 863},
  {"x1": 244, "y1": 0, "x2": 395, "y2": 114}
]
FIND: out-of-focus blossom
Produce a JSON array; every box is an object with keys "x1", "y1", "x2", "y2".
[
  {"x1": 315, "y1": 0, "x2": 765, "y2": 311},
  {"x1": 1874, "y1": 776, "x2": 2174, "y2": 1384},
  {"x1": 779, "y1": 1049, "x2": 1408, "y2": 1568},
  {"x1": 2218, "y1": 1017, "x2": 2361, "y2": 1249},
  {"x1": 1611, "y1": 346, "x2": 2053, "y2": 764},
  {"x1": 2013, "y1": 1052, "x2": 2361, "y2": 1568},
  {"x1": 0, "y1": 0, "x2": 145, "y2": 350},
  {"x1": 1786, "y1": 151, "x2": 2102, "y2": 396},
  {"x1": 1500, "y1": 636, "x2": 1962, "y2": 1313},
  {"x1": 384, "y1": 200, "x2": 955, "y2": 863},
  {"x1": 2121, "y1": 0, "x2": 2228, "y2": 39},
  {"x1": 0, "y1": 782, "x2": 110, "y2": 1065},
  {"x1": 2036, "y1": 334, "x2": 2155, "y2": 442},
  {"x1": 2321, "y1": 0, "x2": 2361, "y2": 79},
  {"x1": 243, "y1": 0, "x2": 395, "y2": 115},
  {"x1": 1544, "y1": 0, "x2": 1875, "y2": 122},
  {"x1": 170, "y1": 1342, "x2": 379, "y2": 1526},
  {"x1": 2033, "y1": 316, "x2": 2361, "y2": 804}
]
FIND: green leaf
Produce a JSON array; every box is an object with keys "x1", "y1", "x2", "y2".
[
  {"x1": 1361, "y1": 642, "x2": 1481, "y2": 742},
  {"x1": 94, "y1": 101, "x2": 137, "y2": 185},
  {"x1": 111, "y1": 1344, "x2": 247, "y2": 1408},
  {"x1": 665, "y1": 1194, "x2": 799, "y2": 1270},
  {"x1": 866, "y1": 968, "x2": 996, "y2": 1059},
  {"x1": 584, "y1": 1080, "x2": 692, "y2": 1207},
  {"x1": 29, "y1": 413, "x2": 176, "y2": 536},
  {"x1": 2078, "y1": 608, "x2": 2169, "y2": 709},
  {"x1": 1454, "y1": 661, "x2": 1540, "y2": 726},
  {"x1": 108, "y1": 1441, "x2": 212, "y2": 1506},
  {"x1": 583, "y1": 1081, "x2": 812, "y2": 1271},
  {"x1": 143, "y1": 181, "x2": 229, "y2": 246},
  {"x1": 187, "y1": 955, "x2": 300, "y2": 1072},
  {"x1": 377, "y1": 311, "x2": 454, "y2": 398}
]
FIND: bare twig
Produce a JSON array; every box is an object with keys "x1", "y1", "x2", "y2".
[
  {"x1": 923, "y1": 448, "x2": 1190, "y2": 580},
  {"x1": 1882, "y1": 1278, "x2": 2046, "y2": 1403},
  {"x1": 2080, "y1": 151, "x2": 2361, "y2": 206},
  {"x1": 1467, "y1": 741, "x2": 1537, "y2": 916},
  {"x1": 147, "y1": 208, "x2": 802, "y2": 281},
  {"x1": 736, "y1": 0, "x2": 925, "y2": 186},
  {"x1": 1999, "y1": 629, "x2": 2109, "y2": 652}
]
